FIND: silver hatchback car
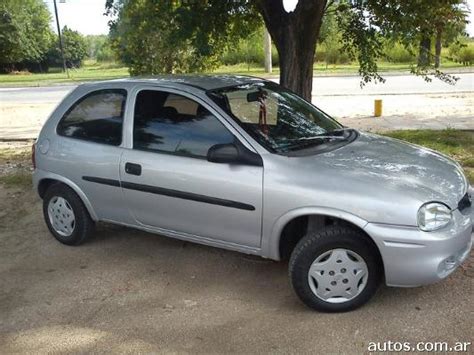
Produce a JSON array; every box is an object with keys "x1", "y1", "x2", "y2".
[{"x1": 33, "y1": 75, "x2": 473, "y2": 312}]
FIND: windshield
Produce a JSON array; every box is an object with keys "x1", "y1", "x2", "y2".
[{"x1": 208, "y1": 81, "x2": 348, "y2": 153}]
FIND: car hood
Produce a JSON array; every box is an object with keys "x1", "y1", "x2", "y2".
[{"x1": 270, "y1": 132, "x2": 468, "y2": 225}]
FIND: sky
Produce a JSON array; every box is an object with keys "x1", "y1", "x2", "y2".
[
  {"x1": 46, "y1": 0, "x2": 110, "y2": 35},
  {"x1": 46, "y1": 0, "x2": 474, "y2": 37}
]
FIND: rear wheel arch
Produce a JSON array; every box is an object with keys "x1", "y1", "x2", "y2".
[
  {"x1": 37, "y1": 177, "x2": 98, "y2": 221},
  {"x1": 42, "y1": 183, "x2": 95, "y2": 245},
  {"x1": 38, "y1": 178, "x2": 57, "y2": 198}
]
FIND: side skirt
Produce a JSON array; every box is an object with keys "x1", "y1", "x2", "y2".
[{"x1": 101, "y1": 218, "x2": 264, "y2": 257}]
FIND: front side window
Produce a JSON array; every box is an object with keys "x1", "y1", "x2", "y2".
[
  {"x1": 133, "y1": 90, "x2": 235, "y2": 158},
  {"x1": 208, "y1": 82, "x2": 354, "y2": 154},
  {"x1": 57, "y1": 89, "x2": 127, "y2": 146}
]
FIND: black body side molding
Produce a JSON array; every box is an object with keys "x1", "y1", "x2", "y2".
[{"x1": 82, "y1": 176, "x2": 255, "y2": 211}]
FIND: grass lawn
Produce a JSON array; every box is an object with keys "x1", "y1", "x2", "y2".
[
  {"x1": 215, "y1": 60, "x2": 469, "y2": 77},
  {"x1": 0, "y1": 61, "x2": 129, "y2": 87},
  {"x1": 0, "y1": 172, "x2": 32, "y2": 188},
  {"x1": 0, "y1": 130, "x2": 472, "y2": 188},
  {"x1": 0, "y1": 60, "x2": 470, "y2": 87}
]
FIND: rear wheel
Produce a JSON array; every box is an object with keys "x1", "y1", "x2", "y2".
[
  {"x1": 289, "y1": 226, "x2": 380, "y2": 312},
  {"x1": 43, "y1": 183, "x2": 94, "y2": 245}
]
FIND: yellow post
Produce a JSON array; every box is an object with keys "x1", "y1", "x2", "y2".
[{"x1": 374, "y1": 99, "x2": 383, "y2": 117}]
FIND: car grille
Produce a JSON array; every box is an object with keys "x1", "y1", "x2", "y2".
[{"x1": 458, "y1": 193, "x2": 472, "y2": 212}]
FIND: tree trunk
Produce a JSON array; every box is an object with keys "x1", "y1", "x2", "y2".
[
  {"x1": 418, "y1": 35, "x2": 431, "y2": 67},
  {"x1": 263, "y1": 27, "x2": 272, "y2": 73},
  {"x1": 434, "y1": 28, "x2": 442, "y2": 69},
  {"x1": 257, "y1": 0, "x2": 327, "y2": 101}
]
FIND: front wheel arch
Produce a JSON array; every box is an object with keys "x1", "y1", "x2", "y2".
[
  {"x1": 267, "y1": 210, "x2": 385, "y2": 283},
  {"x1": 266, "y1": 208, "x2": 367, "y2": 258}
]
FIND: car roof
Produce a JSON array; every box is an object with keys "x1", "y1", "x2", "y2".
[{"x1": 95, "y1": 74, "x2": 267, "y2": 91}]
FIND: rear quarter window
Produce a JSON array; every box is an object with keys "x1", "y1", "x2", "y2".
[{"x1": 57, "y1": 89, "x2": 127, "y2": 146}]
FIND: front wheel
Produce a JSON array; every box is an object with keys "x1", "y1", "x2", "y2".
[{"x1": 289, "y1": 226, "x2": 381, "y2": 312}]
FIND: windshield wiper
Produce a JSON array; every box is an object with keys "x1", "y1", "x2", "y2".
[
  {"x1": 326, "y1": 127, "x2": 353, "y2": 134},
  {"x1": 295, "y1": 135, "x2": 346, "y2": 141},
  {"x1": 282, "y1": 135, "x2": 346, "y2": 152},
  {"x1": 295, "y1": 128, "x2": 353, "y2": 142}
]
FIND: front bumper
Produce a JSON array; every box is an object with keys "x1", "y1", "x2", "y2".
[{"x1": 365, "y1": 207, "x2": 472, "y2": 287}]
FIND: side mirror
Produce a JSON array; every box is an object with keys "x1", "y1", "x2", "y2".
[{"x1": 207, "y1": 143, "x2": 240, "y2": 164}]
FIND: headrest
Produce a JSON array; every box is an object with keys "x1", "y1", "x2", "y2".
[
  {"x1": 162, "y1": 106, "x2": 178, "y2": 119},
  {"x1": 196, "y1": 105, "x2": 209, "y2": 117}
]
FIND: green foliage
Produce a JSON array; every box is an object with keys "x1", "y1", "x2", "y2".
[
  {"x1": 331, "y1": 0, "x2": 469, "y2": 85},
  {"x1": 455, "y1": 45, "x2": 474, "y2": 65},
  {"x1": 219, "y1": 25, "x2": 279, "y2": 66},
  {"x1": 48, "y1": 26, "x2": 87, "y2": 68},
  {"x1": 337, "y1": 2, "x2": 385, "y2": 85},
  {"x1": 62, "y1": 27, "x2": 87, "y2": 67},
  {"x1": 104, "y1": 0, "x2": 469, "y2": 91},
  {"x1": 108, "y1": 1, "x2": 203, "y2": 74},
  {"x1": 383, "y1": 42, "x2": 416, "y2": 64},
  {"x1": 84, "y1": 35, "x2": 115, "y2": 62},
  {"x1": 96, "y1": 43, "x2": 115, "y2": 63},
  {"x1": 448, "y1": 39, "x2": 474, "y2": 65},
  {"x1": 316, "y1": 46, "x2": 351, "y2": 65},
  {"x1": 316, "y1": 11, "x2": 350, "y2": 65},
  {"x1": 0, "y1": 0, "x2": 54, "y2": 72},
  {"x1": 366, "y1": 0, "x2": 467, "y2": 74},
  {"x1": 106, "y1": 0, "x2": 260, "y2": 75}
]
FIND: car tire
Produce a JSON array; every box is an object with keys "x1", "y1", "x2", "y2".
[
  {"x1": 43, "y1": 183, "x2": 94, "y2": 246},
  {"x1": 289, "y1": 226, "x2": 381, "y2": 312}
]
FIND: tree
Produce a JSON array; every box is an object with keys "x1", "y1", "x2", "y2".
[
  {"x1": 48, "y1": 26, "x2": 87, "y2": 68},
  {"x1": 432, "y1": 1, "x2": 468, "y2": 68},
  {"x1": 84, "y1": 35, "x2": 107, "y2": 59},
  {"x1": 317, "y1": 7, "x2": 347, "y2": 67},
  {"x1": 0, "y1": 0, "x2": 53, "y2": 72},
  {"x1": 84, "y1": 34, "x2": 115, "y2": 62},
  {"x1": 367, "y1": 0, "x2": 467, "y2": 77},
  {"x1": 106, "y1": 0, "x2": 259, "y2": 75},
  {"x1": 257, "y1": 1, "x2": 328, "y2": 100},
  {"x1": 105, "y1": 0, "x2": 470, "y2": 100},
  {"x1": 62, "y1": 27, "x2": 87, "y2": 67},
  {"x1": 108, "y1": 1, "x2": 200, "y2": 74},
  {"x1": 96, "y1": 39, "x2": 115, "y2": 62}
]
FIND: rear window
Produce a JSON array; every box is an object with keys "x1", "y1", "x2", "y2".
[{"x1": 57, "y1": 89, "x2": 127, "y2": 146}]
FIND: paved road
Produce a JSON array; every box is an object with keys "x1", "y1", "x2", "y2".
[
  {"x1": 310, "y1": 72, "x2": 473, "y2": 96},
  {"x1": 0, "y1": 73, "x2": 473, "y2": 104},
  {"x1": 0, "y1": 74, "x2": 472, "y2": 140},
  {"x1": 0, "y1": 85, "x2": 75, "y2": 104}
]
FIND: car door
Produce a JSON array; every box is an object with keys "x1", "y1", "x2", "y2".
[
  {"x1": 52, "y1": 87, "x2": 130, "y2": 222},
  {"x1": 120, "y1": 87, "x2": 263, "y2": 248}
]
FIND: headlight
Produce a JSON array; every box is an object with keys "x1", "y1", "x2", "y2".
[{"x1": 417, "y1": 202, "x2": 452, "y2": 231}]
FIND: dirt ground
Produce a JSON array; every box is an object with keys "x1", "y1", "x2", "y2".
[{"x1": 0, "y1": 153, "x2": 473, "y2": 353}]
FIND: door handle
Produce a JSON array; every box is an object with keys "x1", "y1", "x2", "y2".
[{"x1": 125, "y1": 162, "x2": 142, "y2": 176}]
